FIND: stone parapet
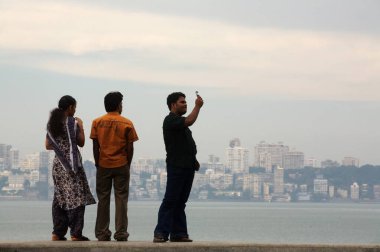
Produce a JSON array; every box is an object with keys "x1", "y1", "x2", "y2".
[{"x1": 1, "y1": 241, "x2": 380, "y2": 252}]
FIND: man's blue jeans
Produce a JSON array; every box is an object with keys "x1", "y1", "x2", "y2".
[{"x1": 154, "y1": 166, "x2": 195, "y2": 239}]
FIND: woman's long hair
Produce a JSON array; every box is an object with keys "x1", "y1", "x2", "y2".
[{"x1": 47, "y1": 95, "x2": 76, "y2": 138}]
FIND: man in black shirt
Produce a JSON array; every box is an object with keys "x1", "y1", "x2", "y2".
[{"x1": 153, "y1": 92, "x2": 204, "y2": 243}]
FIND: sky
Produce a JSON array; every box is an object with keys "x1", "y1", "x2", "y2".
[{"x1": 0, "y1": 0, "x2": 379, "y2": 165}]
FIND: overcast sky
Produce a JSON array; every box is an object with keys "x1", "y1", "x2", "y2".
[{"x1": 0, "y1": 0, "x2": 379, "y2": 165}]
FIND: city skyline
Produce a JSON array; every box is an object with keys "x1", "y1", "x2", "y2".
[
  {"x1": 1, "y1": 140, "x2": 378, "y2": 203},
  {"x1": 0, "y1": 138, "x2": 366, "y2": 169},
  {"x1": 1, "y1": 1, "x2": 380, "y2": 164},
  {"x1": 0, "y1": 138, "x2": 366, "y2": 168}
]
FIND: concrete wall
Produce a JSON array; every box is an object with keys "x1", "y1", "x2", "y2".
[{"x1": 1, "y1": 241, "x2": 380, "y2": 252}]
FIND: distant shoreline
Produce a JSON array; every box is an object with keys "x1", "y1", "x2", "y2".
[{"x1": 1, "y1": 197, "x2": 380, "y2": 204}]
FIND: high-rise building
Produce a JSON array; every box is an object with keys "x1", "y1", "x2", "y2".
[
  {"x1": 283, "y1": 151, "x2": 304, "y2": 169},
  {"x1": 256, "y1": 152, "x2": 272, "y2": 173},
  {"x1": 313, "y1": 175, "x2": 328, "y2": 195},
  {"x1": 350, "y1": 182, "x2": 360, "y2": 200},
  {"x1": 225, "y1": 138, "x2": 249, "y2": 174},
  {"x1": 273, "y1": 166, "x2": 284, "y2": 195},
  {"x1": 342, "y1": 157, "x2": 360, "y2": 167},
  {"x1": 0, "y1": 144, "x2": 12, "y2": 169},
  {"x1": 254, "y1": 141, "x2": 289, "y2": 171},
  {"x1": 9, "y1": 149, "x2": 19, "y2": 169}
]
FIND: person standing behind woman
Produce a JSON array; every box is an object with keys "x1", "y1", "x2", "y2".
[
  {"x1": 90, "y1": 91, "x2": 138, "y2": 242},
  {"x1": 45, "y1": 95, "x2": 96, "y2": 241}
]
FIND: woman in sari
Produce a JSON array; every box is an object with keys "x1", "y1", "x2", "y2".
[{"x1": 45, "y1": 95, "x2": 96, "y2": 241}]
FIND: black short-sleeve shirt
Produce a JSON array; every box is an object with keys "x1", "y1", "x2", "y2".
[{"x1": 163, "y1": 112, "x2": 197, "y2": 169}]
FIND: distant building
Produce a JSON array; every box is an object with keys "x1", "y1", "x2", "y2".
[
  {"x1": 39, "y1": 151, "x2": 50, "y2": 169},
  {"x1": 0, "y1": 144, "x2": 12, "y2": 169},
  {"x1": 313, "y1": 175, "x2": 328, "y2": 195},
  {"x1": 192, "y1": 174, "x2": 209, "y2": 190},
  {"x1": 263, "y1": 182, "x2": 271, "y2": 202},
  {"x1": 207, "y1": 155, "x2": 225, "y2": 174},
  {"x1": 337, "y1": 188, "x2": 348, "y2": 199},
  {"x1": 299, "y1": 184, "x2": 308, "y2": 193},
  {"x1": 218, "y1": 174, "x2": 233, "y2": 190},
  {"x1": 5, "y1": 174, "x2": 24, "y2": 191},
  {"x1": 29, "y1": 170, "x2": 40, "y2": 187},
  {"x1": 130, "y1": 173, "x2": 141, "y2": 186},
  {"x1": 342, "y1": 157, "x2": 360, "y2": 167},
  {"x1": 328, "y1": 185, "x2": 335, "y2": 198},
  {"x1": 233, "y1": 174, "x2": 245, "y2": 191},
  {"x1": 254, "y1": 141, "x2": 289, "y2": 172},
  {"x1": 284, "y1": 183, "x2": 296, "y2": 194},
  {"x1": 350, "y1": 182, "x2": 360, "y2": 200},
  {"x1": 360, "y1": 184, "x2": 370, "y2": 200},
  {"x1": 321, "y1": 159, "x2": 340, "y2": 168},
  {"x1": 304, "y1": 158, "x2": 319, "y2": 168},
  {"x1": 373, "y1": 185, "x2": 380, "y2": 200},
  {"x1": 298, "y1": 184, "x2": 311, "y2": 201},
  {"x1": 0, "y1": 158, "x2": 4, "y2": 170},
  {"x1": 132, "y1": 158, "x2": 156, "y2": 174},
  {"x1": 21, "y1": 153, "x2": 40, "y2": 170},
  {"x1": 297, "y1": 193, "x2": 311, "y2": 201},
  {"x1": 225, "y1": 138, "x2": 249, "y2": 174},
  {"x1": 283, "y1": 151, "x2": 304, "y2": 169},
  {"x1": 273, "y1": 166, "x2": 284, "y2": 195},
  {"x1": 9, "y1": 149, "x2": 19, "y2": 169},
  {"x1": 210, "y1": 173, "x2": 228, "y2": 190},
  {"x1": 256, "y1": 152, "x2": 272, "y2": 173},
  {"x1": 242, "y1": 174, "x2": 262, "y2": 199}
]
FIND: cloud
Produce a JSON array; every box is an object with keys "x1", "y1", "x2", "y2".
[{"x1": 1, "y1": 0, "x2": 379, "y2": 100}]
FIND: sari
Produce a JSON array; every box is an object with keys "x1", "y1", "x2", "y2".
[{"x1": 47, "y1": 117, "x2": 95, "y2": 210}]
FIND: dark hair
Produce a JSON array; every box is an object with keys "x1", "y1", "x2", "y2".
[
  {"x1": 104, "y1": 92, "x2": 123, "y2": 112},
  {"x1": 167, "y1": 92, "x2": 185, "y2": 110},
  {"x1": 47, "y1": 95, "x2": 76, "y2": 138}
]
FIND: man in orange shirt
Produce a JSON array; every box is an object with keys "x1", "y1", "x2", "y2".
[{"x1": 90, "y1": 91, "x2": 138, "y2": 241}]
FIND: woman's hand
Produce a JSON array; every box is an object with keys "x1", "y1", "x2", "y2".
[{"x1": 75, "y1": 117, "x2": 83, "y2": 129}]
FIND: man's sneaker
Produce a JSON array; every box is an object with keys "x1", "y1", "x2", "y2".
[
  {"x1": 71, "y1": 235, "x2": 90, "y2": 241},
  {"x1": 52, "y1": 234, "x2": 67, "y2": 241},
  {"x1": 170, "y1": 237, "x2": 193, "y2": 242},
  {"x1": 153, "y1": 235, "x2": 169, "y2": 243}
]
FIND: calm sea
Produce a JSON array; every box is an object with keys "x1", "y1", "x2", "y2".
[{"x1": 1, "y1": 201, "x2": 380, "y2": 244}]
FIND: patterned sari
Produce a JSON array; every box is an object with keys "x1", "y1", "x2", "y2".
[{"x1": 47, "y1": 117, "x2": 96, "y2": 210}]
